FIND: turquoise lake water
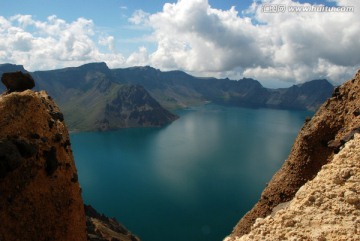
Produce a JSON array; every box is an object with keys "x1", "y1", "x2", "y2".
[{"x1": 70, "y1": 104, "x2": 311, "y2": 241}]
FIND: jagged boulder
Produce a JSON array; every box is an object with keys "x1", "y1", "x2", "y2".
[{"x1": 1, "y1": 71, "x2": 35, "y2": 93}]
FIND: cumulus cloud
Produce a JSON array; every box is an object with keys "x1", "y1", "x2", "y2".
[
  {"x1": 0, "y1": 15, "x2": 125, "y2": 70},
  {"x1": 99, "y1": 35, "x2": 117, "y2": 52},
  {"x1": 129, "y1": 10, "x2": 150, "y2": 25},
  {"x1": 126, "y1": 46, "x2": 149, "y2": 66},
  {"x1": 129, "y1": 0, "x2": 360, "y2": 84}
]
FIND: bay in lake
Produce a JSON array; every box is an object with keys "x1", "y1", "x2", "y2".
[{"x1": 70, "y1": 104, "x2": 311, "y2": 241}]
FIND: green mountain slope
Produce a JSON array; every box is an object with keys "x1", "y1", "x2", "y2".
[{"x1": 0, "y1": 63, "x2": 178, "y2": 131}]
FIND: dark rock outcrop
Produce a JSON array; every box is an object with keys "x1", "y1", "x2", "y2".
[
  {"x1": 228, "y1": 69, "x2": 360, "y2": 239},
  {"x1": 1, "y1": 71, "x2": 35, "y2": 93},
  {"x1": 85, "y1": 205, "x2": 140, "y2": 241}
]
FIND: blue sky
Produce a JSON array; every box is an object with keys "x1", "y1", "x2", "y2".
[{"x1": 0, "y1": 0, "x2": 359, "y2": 86}]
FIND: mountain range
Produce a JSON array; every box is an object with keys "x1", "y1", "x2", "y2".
[{"x1": 0, "y1": 62, "x2": 334, "y2": 131}]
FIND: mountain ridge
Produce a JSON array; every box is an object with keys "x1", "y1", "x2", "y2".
[
  {"x1": 111, "y1": 64, "x2": 333, "y2": 111},
  {"x1": 0, "y1": 63, "x2": 334, "y2": 131}
]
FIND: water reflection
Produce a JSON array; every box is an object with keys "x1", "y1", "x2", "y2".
[{"x1": 151, "y1": 108, "x2": 225, "y2": 200}]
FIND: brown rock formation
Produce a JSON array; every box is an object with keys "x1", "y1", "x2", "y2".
[
  {"x1": 0, "y1": 89, "x2": 141, "y2": 241},
  {"x1": 228, "y1": 69, "x2": 360, "y2": 239},
  {"x1": 1, "y1": 71, "x2": 35, "y2": 93},
  {"x1": 0, "y1": 90, "x2": 87, "y2": 241}
]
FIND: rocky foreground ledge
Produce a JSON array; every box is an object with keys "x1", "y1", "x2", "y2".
[
  {"x1": 226, "y1": 70, "x2": 360, "y2": 240},
  {"x1": 227, "y1": 134, "x2": 360, "y2": 240},
  {"x1": 0, "y1": 90, "x2": 140, "y2": 241}
]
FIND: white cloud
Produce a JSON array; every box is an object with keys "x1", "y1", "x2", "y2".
[
  {"x1": 128, "y1": 0, "x2": 360, "y2": 84},
  {"x1": 128, "y1": 10, "x2": 150, "y2": 25},
  {"x1": 126, "y1": 46, "x2": 149, "y2": 66},
  {"x1": 99, "y1": 35, "x2": 116, "y2": 52},
  {"x1": 0, "y1": 15, "x2": 126, "y2": 70}
]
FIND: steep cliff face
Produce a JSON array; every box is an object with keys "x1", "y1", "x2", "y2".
[
  {"x1": 0, "y1": 90, "x2": 141, "y2": 241},
  {"x1": 227, "y1": 69, "x2": 360, "y2": 239},
  {"x1": 0, "y1": 90, "x2": 87, "y2": 241}
]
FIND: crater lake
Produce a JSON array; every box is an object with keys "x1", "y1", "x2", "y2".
[{"x1": 70, "y1": 104, "x2": 311, "y2": 241}]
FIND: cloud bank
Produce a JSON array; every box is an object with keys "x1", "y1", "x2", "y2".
[
  {"x1": 142, "y1": 0, "x2": 360, "y2": 83},
  {"x1": 0, "y1": 0, "x2": 359, "y2": 84}
]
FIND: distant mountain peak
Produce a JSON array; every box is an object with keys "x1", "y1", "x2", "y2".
[
  {"x1": 239, "y1": 77, "x2": 264, "y2": 88},
  {"x1": 127, "y1": 65, "x2": 160, "y2": 73},
  {"x1": 0, "y1": 63, "x2": 27, "y2": 73},
  {"x1": 78, "y1": 62, "x2": 109, "y2": 71},
  {"x1": 298, "y1": 78, "x2": 331, "y2": 87}
]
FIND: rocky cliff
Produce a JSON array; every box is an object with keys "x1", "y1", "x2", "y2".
[
  {"x1": 0, "y1": 90, "x2": 140, "y2": 240},
  {"x1": 226, "y1": 70, "x2": 360, "y2": 240},
  {"x1": 0, "y1": 90, "x2": 87, "y2": 241}
]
